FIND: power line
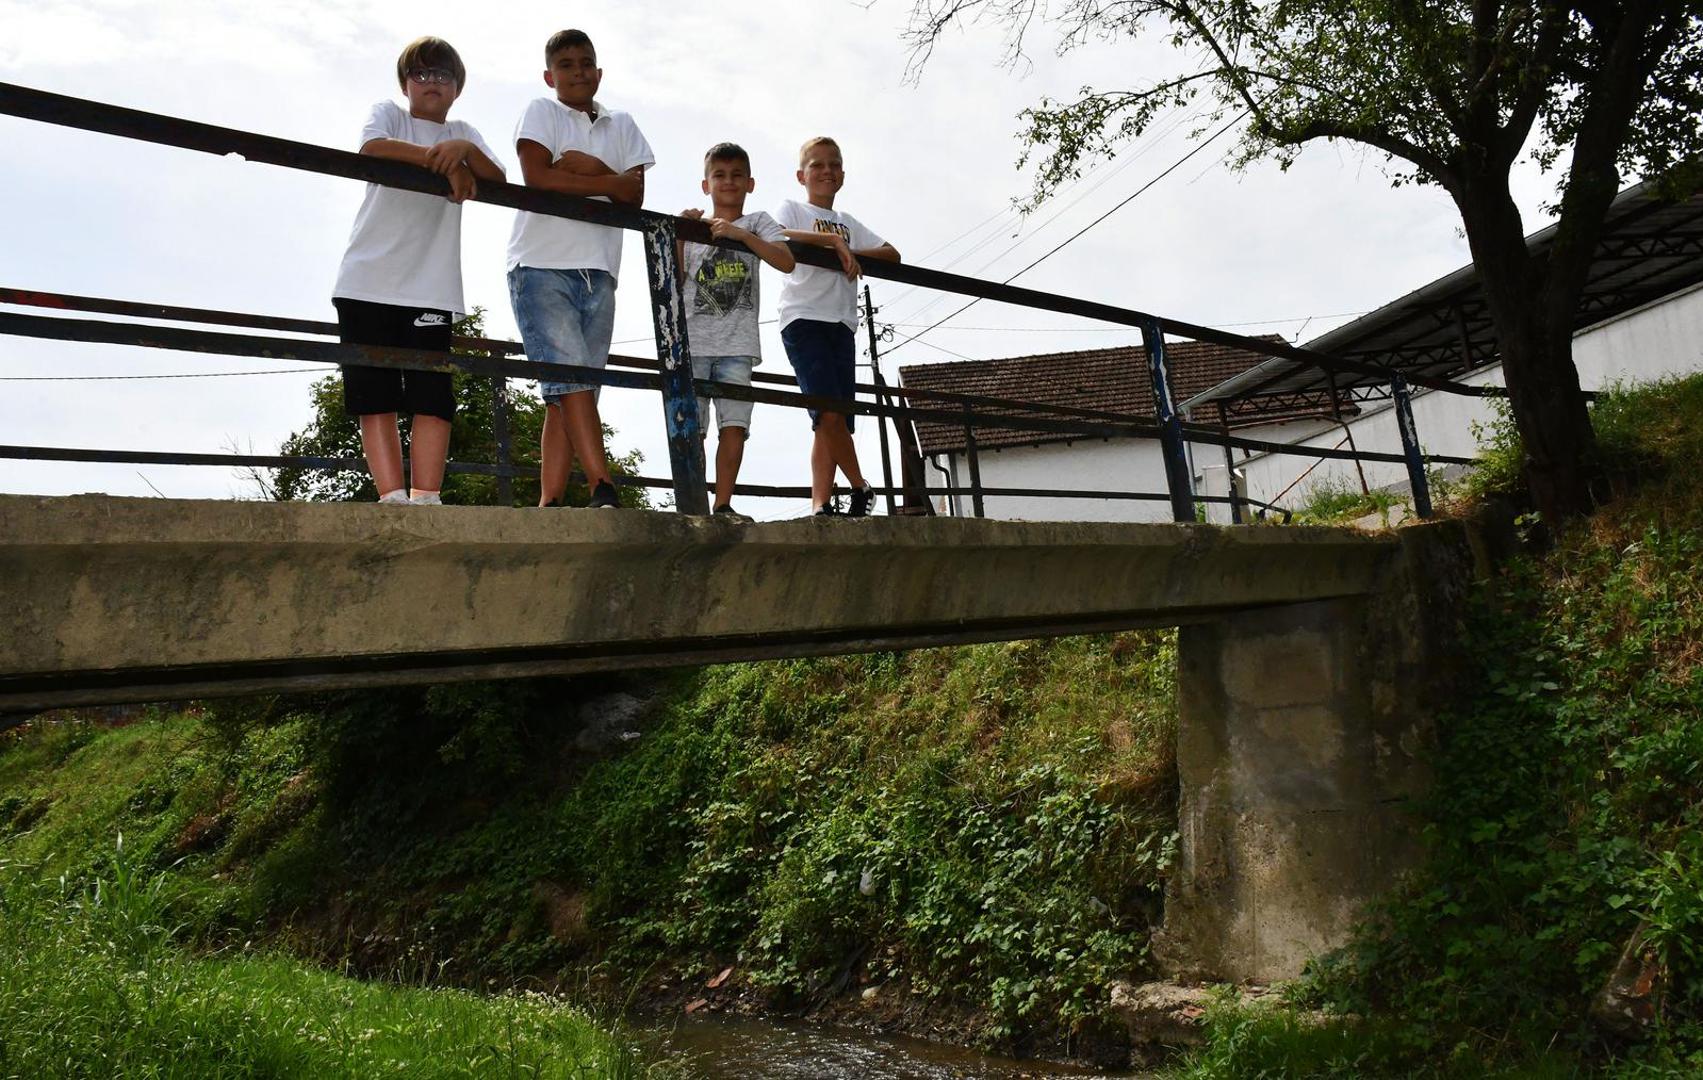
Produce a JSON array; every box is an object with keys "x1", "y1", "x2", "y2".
[{"x1": 884, "y1": 110, "x2": 1250, "y2": 360}]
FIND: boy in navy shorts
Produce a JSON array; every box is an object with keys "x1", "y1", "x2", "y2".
[
  {"x1": 507, "y1": 28, "x2": 654, "y2": 509},
  {"x1": 679, "y1": 142, "x2": 795, "y2": 520},
  {"x1": 776, "y1": 136, "x2": 901, "y2": 517},
  {"x1": 332, "y1": 36, "x2": 504, "y2": 505}
]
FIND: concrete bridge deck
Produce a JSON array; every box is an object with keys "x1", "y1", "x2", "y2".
[
  {"x1": 1, "y1": 492, "x2": 1492, "y2": 985},
  {"x1": 2, "y1": 493, "x2": 1399, "y2": 712}
]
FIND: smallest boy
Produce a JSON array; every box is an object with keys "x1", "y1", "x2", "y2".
[
  {"x1": 679, "y1": 143, "x2": 795, "y2": 520},
  {"x1": 776, "y1": 136, "x2": 900, "y2": 517}
]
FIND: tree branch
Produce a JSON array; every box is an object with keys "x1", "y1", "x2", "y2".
[
  {"x1": 1494, "y1": 3, "x2": 1570, "y2": 164},
  {"x1": 1278, "y1": 118, "x2": 1458, "y2": 189}
]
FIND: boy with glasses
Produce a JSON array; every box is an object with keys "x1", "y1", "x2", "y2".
[{"x1": 332, "y1": 36, "x2": 504, "y2": 505}]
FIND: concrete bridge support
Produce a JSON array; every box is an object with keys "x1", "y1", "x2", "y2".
[{"x1": 1155, "y1": 523, "x2": 1488, "y2": 983}]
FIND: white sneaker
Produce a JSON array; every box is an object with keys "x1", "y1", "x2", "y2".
[
  {"x1": 378, "y1": 490, "x2": 411, "y2": 505},
  {"x1": 409, "y1": 491, "x2": 442, "y2": 506}
]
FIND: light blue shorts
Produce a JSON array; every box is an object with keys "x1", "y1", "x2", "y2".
[
  {"x1": 508, "y1": 266, "x2": 616, "y2": 402},
  {"x1": 691, "y1": 354, "x2": 756, "y2": 432}
]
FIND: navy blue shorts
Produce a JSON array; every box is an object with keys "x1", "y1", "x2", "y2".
[{"x1": 781, "y1": 319, "x2": 856, "y2": 432}]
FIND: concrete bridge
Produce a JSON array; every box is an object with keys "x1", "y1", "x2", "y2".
[{"x1": 0, "y1": 493, "x2": 1488, "y2": 983}]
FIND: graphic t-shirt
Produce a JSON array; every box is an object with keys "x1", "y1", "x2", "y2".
[
  {"x1": 506, "y1": 97, "x2": 655, "y2": 278},
  {"x1": 332, "y1": 101, "x2": 499, "y2": 316},
  {"x1": 774, "y1": 199, "x2": 885, "y2": 331},
  {"x1": 681, "y1": 210, "x2": 785, "y2": 361}
]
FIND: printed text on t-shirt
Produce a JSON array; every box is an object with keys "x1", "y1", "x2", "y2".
[{"x1": 814, "y1": 220, "x2": 852, "y2": 242}]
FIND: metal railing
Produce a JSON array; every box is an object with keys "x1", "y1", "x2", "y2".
[{"x1": 0, "y1": 81, "x2": 1486, "y2": 522}]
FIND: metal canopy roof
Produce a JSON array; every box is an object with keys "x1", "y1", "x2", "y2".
[{"x1": 1181, "y1": 181, "x2": 1703, "y2": 418}]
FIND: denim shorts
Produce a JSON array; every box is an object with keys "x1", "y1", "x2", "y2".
[
  {"x1": 508, "y1": 266, "x2": 616, "y2": 402},
  {"x1": 691, "y1": 354, "x2": 755, "y2": 432},
  {"x1": 780, "y1": 319, "x2": 856, "y2": 432}
]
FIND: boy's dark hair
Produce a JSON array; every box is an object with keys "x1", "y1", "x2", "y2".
[
  {"x1": 799, "y1": 136, "x2": 840, "y2": 166},
  {"x1": 545, "y1": 29, "x2": 595, "y2": 62},
  {"x1": 704, "y1": 142, "x2": 751, "y2": 174},
  {"x1": 396, "y1": 37, "x2": 466, "y2": 92}
]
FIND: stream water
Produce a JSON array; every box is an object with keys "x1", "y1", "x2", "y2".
[{"x1": 637, "y1": 1014, "x2": 1153, "y2": 1079}]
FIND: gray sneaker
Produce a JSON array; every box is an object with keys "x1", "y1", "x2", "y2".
[{"x1": 713, "y1": 503, "x2": 753, "y2": 524}]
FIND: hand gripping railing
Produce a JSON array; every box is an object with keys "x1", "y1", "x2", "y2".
[{"x1": 0, "y1": 82, "x2": 1484, "y2": 520}]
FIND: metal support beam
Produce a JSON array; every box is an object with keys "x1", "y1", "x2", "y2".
[
  {"x1": 489, "y1": 354, "x2": 513, "y2": 506},
  {"x1": 642, "y1": 218, "x2": 708, "y2": 515},
  {"x1": 1391, "y1": 375, "x2": 1433, "y2": 519},
  {"x1": 962, "y1": 404, "x2": 985, "y2": 519},
  {"x1": 1142, "y1": 320, "x2": 1196, "y2": 523},
  {"x1": 1215, "y1": 402, "x2": 1243, "y2": 525}
]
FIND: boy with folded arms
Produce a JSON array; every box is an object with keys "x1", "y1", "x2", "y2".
[{"x1": 507, "y1": 28, "x2": 654, "y2": 508}]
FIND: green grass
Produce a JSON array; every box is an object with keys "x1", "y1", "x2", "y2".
[{"x1": 0, "y1": 844, "x2": 655, "y2": 1079}]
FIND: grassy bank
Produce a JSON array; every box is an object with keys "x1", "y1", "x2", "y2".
[
  {"x1": 0, "y1": 631, "x2": 1179, "y2": 1056},
  {"x1": 0, "y1": 843, "x2": 652, "y2": 1078},
  {"x1": 1170, "y1": 374, "x2": 1703, "y2": 1077}
]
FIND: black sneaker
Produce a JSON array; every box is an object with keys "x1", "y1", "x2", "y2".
[
  {"x1": 847, "y1": 484, "x2": 876, "y2": 518},
  {"x1": 713, "y1": 503, "x2": 753, "y2": 524},
  {"x1": 813, "y1": 498, "x2": 842, "y2": 517},
  {"x1": 589, "y1": 480, "x2": 620, "y2": 509}
]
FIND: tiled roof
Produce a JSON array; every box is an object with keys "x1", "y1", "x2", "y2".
[{"x1": 897, "y1": 337, "x2": 1349, "y2": 456}]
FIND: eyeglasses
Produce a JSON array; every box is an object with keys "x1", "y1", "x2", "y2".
[{"x1": 407, "y1": 68, "x2": 456, "y2": 86}]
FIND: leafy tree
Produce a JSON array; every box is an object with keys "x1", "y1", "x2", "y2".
[
  {"x1": 272, "y1": 309, "x2": 648, "y2": 507},
  {"x1": 904, "y1": 0, "x2": 1703, "y2": 524}
]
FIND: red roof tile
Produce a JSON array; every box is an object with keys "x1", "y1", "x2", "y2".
[{"x1": 896, "y1": 337, "x2": 1349, "y2": 455}]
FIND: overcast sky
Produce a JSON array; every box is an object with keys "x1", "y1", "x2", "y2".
[{"x1": 0, "y1": 0, "x2": 1560, "y2": 517}]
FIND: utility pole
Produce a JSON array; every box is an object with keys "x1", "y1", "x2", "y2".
[{"x1": 862, "y1": 285, "x2": 935, "y2": 516}]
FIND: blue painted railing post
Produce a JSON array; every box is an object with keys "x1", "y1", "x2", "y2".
[
  {"x1": 1391, "y1": 375, "x2": 1433, "y2": 519},
  {"x1": 1141, "y1": 319, "x2": 1195, "y2": 523},
  {"x1": 643, "y1": 218, "x2": 708, "y2": 515}
]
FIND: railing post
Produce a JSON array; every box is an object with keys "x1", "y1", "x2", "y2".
[
  {"x1": 1391, "y1": 375, "x2": 1433, "y2": 519},
  {"x1": 962, "y1": 403, "x2": 985, "y2": 519},
  {"x1": 642, "y1": 217, "x2": 708, "y2": 515},
  {"x1": 1215, "y1": 401, "x2": 1243, "y2": 525},
  {"x1": 489, "y1": 353, "x2": 513, "y2": 506},
  {"x1": 1141, "y1": 319, "x2": 1196, "y2": 523}
]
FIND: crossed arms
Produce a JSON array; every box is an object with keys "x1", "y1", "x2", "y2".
[{"x1": 516, "y1": 142, "x2": 645, "y2": 207}]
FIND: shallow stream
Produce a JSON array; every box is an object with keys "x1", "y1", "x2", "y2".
[{"x1": 637, "y1": 1014, "x2": 1151, "y2": 1079}]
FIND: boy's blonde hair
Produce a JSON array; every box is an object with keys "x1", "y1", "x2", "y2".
[
  {"x1": 798, "y1": 136, "x2": 840, "y2": 167},
  {"x1": 396, "y1": 37, "x2": 467, "y2": 92}
]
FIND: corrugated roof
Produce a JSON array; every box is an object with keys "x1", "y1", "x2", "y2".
[
  {"x1": 898, "y1": 336, "x2": 1346, "y2": 456},
  {"x1": 1182, "y1": 180, "x2": 1703, "y2": 415}
]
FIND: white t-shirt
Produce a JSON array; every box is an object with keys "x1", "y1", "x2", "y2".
[
  {"x1": 332, "y1": 101, "x2": 498, "y2": 316},
  {"x1": 682, "y1": 210, "x2": 786, "y2": 362},
  {"x1": 775, "y1": 199, "x2": 885, "y2": 331},
  {"x1": 506, "y1": 98, "x2": 655, "y2": 277}
]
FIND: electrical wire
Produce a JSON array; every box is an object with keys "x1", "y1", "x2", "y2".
[{"x1": 884, "y1": 110, "x2": 1250, "y2": 359}]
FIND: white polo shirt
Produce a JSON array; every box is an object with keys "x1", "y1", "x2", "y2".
[{"x1": 505, "y1": 97, "x2": 655, "y2": 278}]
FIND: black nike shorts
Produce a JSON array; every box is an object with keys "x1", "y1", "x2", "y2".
[{"x1": 333, "y1": 297, "x2": 456, "y2": 421}]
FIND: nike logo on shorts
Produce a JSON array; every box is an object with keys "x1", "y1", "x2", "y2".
[{"x1": 413, "y1": 313, "x2": 447, "y2": 327}]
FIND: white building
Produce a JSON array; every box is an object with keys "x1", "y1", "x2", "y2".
[{"x1": 899, "y1": 182, "x2": 1703, "y2": 522}]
